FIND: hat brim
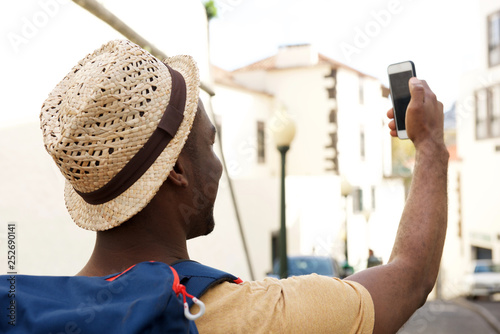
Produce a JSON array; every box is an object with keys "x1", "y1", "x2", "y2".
[{"x1": 64, "y1": 55, "x2": 200, "y2": 231}]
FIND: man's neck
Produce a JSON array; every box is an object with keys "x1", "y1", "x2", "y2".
[{"x1": 76, "y1": 215, "x2": 190, "y2": 276}]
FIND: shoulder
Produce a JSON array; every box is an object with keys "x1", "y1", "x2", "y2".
[{"x1": 194, "y1": 275, "x2": 374, "y2": 333}]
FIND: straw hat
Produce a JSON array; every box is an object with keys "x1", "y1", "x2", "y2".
[{"x1": 40, "y1": 40, "x2": 200, "y2": 231}]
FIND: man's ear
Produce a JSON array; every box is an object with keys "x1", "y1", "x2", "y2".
[{"x1": 168, "y1": 156, "x2": 189, "y2": 187}]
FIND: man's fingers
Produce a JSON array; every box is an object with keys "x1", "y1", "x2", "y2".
[
  {"x1": 387, "y1": 119, "x2": 397, "y2": 137},
  {"x1": 387, "y1": 109, "x2": 397, "y2": 137}
]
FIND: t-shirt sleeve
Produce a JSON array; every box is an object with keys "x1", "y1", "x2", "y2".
[{"x1": 192, "y1": 274, "x2": 374, "y2": 333}]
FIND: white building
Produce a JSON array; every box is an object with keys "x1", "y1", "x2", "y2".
[
  {"x1": 457, "y1": 0, "x2": 500, "y2": 263},
  {"x1": 440, "y1": 0, "x2": 500, "y2": 298}
]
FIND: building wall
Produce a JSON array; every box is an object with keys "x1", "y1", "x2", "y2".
[
  {"x1": 0, "y1": 122, "x2": 95, "y2": 276},
  {"x1": 456, "y1": 0, "x2": 500, "y2": 264},
  {"x1": 336, "y1": 68, "x2": 390, "y2": 185},
  {"x1": 270, "y1": 66, "x2": 336, "y2": 176},
  {"x1": 439, "y1": 160, "x2": 469, "y2": 299},
  {"x1": 209, "y1": 84, "x2": 276, "y2": 179},
  {"x1": 447, "y1": 0, "x2": 500, "y2": 298}
]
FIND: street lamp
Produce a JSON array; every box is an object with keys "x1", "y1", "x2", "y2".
[
  {"x1": 340, "y1": 176, "x2": 353, "y2": 276},
  {"x1": 271, "y1": 106, "x2": 296, "y2": 279}
]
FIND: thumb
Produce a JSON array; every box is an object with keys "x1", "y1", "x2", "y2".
[{"x1": 409, "y1": 77, "x2": 425, "y2": 108}]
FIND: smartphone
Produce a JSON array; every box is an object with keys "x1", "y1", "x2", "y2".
[{"x1": 387, "y1": 61, "x2": 416, "y2": 140}]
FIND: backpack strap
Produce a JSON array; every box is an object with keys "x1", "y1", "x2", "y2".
[{"x1": 172, "y1": 260, "x2": 243, "y2": 308}]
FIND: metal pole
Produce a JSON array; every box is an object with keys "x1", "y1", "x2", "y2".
[
  {"x1": 344, "y1": 195, "x2": 349, "y2": 265},
  {"x1": 278, "y1": 145, "x2": 289, "y2": 279},
  {"x1": 342, "y1": 195, "x2": 353, "y2": 277}
]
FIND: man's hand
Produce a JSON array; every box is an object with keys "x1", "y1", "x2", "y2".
[{"x1": 387, "y1": 78, "x2": 445, "y2": 150}]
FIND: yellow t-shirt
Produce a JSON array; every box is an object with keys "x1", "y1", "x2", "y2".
[{"x1": 192, "y1": 274, "x2": 374, "y2": 333}]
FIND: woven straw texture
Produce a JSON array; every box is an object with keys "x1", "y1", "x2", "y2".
[{"x1": 40, "y1": 40, "x2": 199, "y2": 231}]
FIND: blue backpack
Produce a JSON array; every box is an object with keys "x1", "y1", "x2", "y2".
[{"x1": 0, "y1": 261, "x2": 241, "y2": 333}]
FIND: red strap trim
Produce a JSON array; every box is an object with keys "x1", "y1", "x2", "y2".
[
  {"x1": 170, "y1": 266, "x2": 182, "y2": 294},
  {"x1": 104, "y1": 262, "x2": 243, "y2": 287},
  {"x1": 169, "y1": 265, "x2": 197, "y2": 307},
  {"x1": 105, "y1": 264, "x2": 137, "y2": 282}
]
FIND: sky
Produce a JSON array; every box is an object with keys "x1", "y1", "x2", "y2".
[{"x1": 0, "y1": 0, "x2": 483, "y2": 127}]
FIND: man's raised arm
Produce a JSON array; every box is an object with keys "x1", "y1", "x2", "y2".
[{"x1": 346, "y1": 78, "x2": 449, "y2": 334}]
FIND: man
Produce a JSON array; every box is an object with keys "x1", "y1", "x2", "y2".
[
  {"x1": 367, "y1": 249, "x2": 382, "y2": 268},
  {"x1": 41, "y1": 40, "x2": 448, "y2": 333}
]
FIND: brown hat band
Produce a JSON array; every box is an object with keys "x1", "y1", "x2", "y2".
[{"x1": 75, "y1": 64, "x2": 187, "y2": 205}]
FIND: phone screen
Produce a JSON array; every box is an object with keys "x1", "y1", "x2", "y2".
[{"x1": 389, "y1": 70, "x2": 413, "y2": 130}]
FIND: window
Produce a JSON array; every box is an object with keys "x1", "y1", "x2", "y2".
[
  {"x1": 352, "y1": 188, "x2": 363, "y2": 213},
  {"x1": 257, "y1": 121, "x2": 266, "y2": 163},
  {"x1": 491, "y1": 85, "x2": 500, "y2": 137},
  {"x1": 476, "y1": 89, "x2": 488, "y2": 139},
  {"x1": 471, "y1": 246, "x2": 492, "y2": 260},
  {"x1": 488, "y1": 11, "x2": 500, "y2": 67},
  {"x1": 371, "y1": 186, "x2": 376, "y2": 210},
  {"x1": 475, "y1": 85, "x2": 500, "y2": 139},
  {"x1": 358, "y1": 75, "x2": 364, "y2": 105},
  {"x1": 360, "y1": 128, "x2": 365, "y2": 159}
]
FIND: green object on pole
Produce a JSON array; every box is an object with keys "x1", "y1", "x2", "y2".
[
  {"x1": 342, "y1": 193, "x2": 353, "y2": 277},
  {"x1": 344, "y1": 206, "x2": 349, "y2": 266},
  {"x1": 278, "y1": 145, "x2": 290, "y2": 279}
]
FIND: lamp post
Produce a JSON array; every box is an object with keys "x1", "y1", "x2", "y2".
[
  {"x1": 340, "y1": 176, "x2": 353, "y2": 276},
  {"x1": 362, "y1": 209, "x2": 371, "y2": 223},
  {"x1": 270, "y1": 107, "x2": 296, "y2": 279}
]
